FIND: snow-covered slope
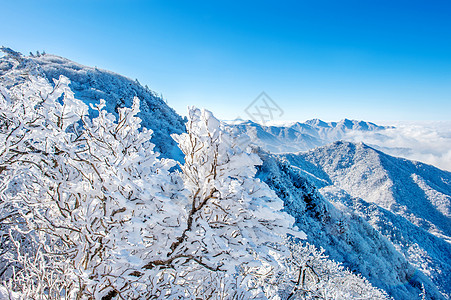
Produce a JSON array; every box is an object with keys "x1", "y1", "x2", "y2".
[
  {"x1": 273, "y1": 141, "x2": 451, "y2": 298},
  {"x1": 229, "y1": 119, "x2": 451, "y2": 172},
  {"x1": 285, "y1": 141, "x2": 451, "y2": 239},
  {"x1": 227, "y1": 119, "x2": 390, "y2": 153},
  {"x1": 3, "y1": 48, "x2": 449, "y2": 298},
  {"x1": 0, "y1": 48, "x2": 186, "y2": 160}
]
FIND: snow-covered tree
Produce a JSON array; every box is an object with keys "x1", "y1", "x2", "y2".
[
  {"x1": 278, "y1": 238, "x2": 390, "y2": 299},
  {"x1": 0, "y1": 69, "x2": 388, "y2": 299},
  {"x1": 0, "y1": 74, "x2": 184, "y2": 298},
  {"x1": 138, "y1": 107, "x2": 301, "y2": 298},
  {"x1": 0, "y1": 75, "x2": 84, "y2": 298},
  {"x1": 0, "y1": 74, "x2": 297, "y2": 298}
]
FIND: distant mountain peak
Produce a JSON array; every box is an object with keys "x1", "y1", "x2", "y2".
[
  {"x1": 227, "y1": 117, "x2": 390, "y2": 154},
  {"x1": 304, "y1": 118, "x2": 330, "y2": 128}
]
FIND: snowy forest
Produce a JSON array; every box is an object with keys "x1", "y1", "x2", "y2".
[
  {"x1": 0, "y1": 50, "x2": 391, "y2": 299},
  {"x1": 1, "y1": 49, "x2": 450, "y2": 300}
]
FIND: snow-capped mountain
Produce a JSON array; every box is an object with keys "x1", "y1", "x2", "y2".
[
  {"x1": 256, "y1": 150, "x2": 447, "y2": 299},
  {"x1": 228, "y1": 118, "x2": 451, "y2": 173},
  {"x1": 2, "y1": 48, "x2": 449, "y2": 299},
  {"x1": 0, "y1": 48, "x2": 186, "y2": 160},
  {"x1": 284, "y1": 141, "x2": 451, "y2": 240},
  {"x1": 226, "y1": 118, "x2": 390, "y2": 153},
  {"x1": 273, "y1": 141, "x2": 451, "y2": 298}
]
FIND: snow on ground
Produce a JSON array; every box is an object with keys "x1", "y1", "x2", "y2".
[
  {"x1": 276, "y1": 142, "x2": 451, "y2": 298},
  {"x1": 2, "y1": 48, "x2": 450, "y2": 299}
]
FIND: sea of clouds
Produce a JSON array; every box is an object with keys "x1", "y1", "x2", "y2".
[{"x1": 344, "y1": 121, "x2": 451, "y2": 172}]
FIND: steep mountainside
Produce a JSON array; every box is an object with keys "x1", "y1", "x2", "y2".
[
  {"x1": 256, "y1": 151, "x2": 447, "y2": 299},
  {"x1": 276, "y1": 142, "x2": 451, "y2": 298},
  {"x1": 285, "y1": 141, "x2": 451, "y2": 239},
  {"x1": 2, "y1": 48, "x2": 449, "y2": 299},
  {"x1": 0, "y1": 48, "x2": 186, "y2": 160}
]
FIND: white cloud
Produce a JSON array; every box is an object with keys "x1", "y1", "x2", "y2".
[{"x1": 343, "y1": 121, "x2": 451, "y2": 172}]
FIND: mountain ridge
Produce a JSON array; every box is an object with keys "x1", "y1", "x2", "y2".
[
  {"x1": 0, "y1": 48, "x2": 186, "y2": 160},
  {"x1": 256, "y1": 149, "x2": 447, "y2": 299},
  {"x1": 2, "y1": 48, "x2": 449, "y2": 299},
  {"x1": 277, "y1": 141, "x2": 451, "y2": 298}
]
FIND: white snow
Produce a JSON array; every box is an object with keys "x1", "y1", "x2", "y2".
[{"x1": 3, "y1": 47, "x2": 448, "y2": 299}]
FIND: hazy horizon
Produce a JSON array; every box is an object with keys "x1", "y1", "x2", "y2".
[{"x1": 2, "y1": 0, "x2": 450, "y2": 122}]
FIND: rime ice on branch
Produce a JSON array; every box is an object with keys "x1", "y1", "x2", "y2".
[{"x1": 0, "y1": 67, "x2": 388, "y2": 299}]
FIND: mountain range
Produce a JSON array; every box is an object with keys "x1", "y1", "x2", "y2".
[
  {"x1": 226, "y1": 119, "x2": 391, "y2": 154},
  {"x1": 1, "y1": 48, "x2": 449, "y2": 299},
  {"x1": 271, "y1": 141, "x2": 451, "y2": 298}
]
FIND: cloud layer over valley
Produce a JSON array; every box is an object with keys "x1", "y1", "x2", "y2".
[{"x1": 344, "y1": 121, "x2": 451, "y2": 172}]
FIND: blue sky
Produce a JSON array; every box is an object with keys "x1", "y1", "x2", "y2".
[{"x1": 2, "y1": 0, "x2": 451, "y2": 122}]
